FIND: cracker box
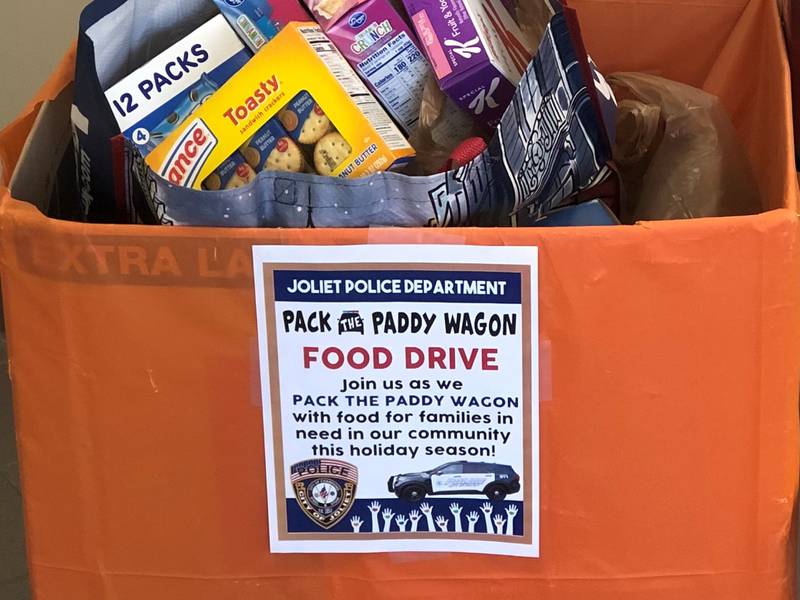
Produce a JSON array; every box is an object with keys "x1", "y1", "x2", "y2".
[
  {"x1": 202, "y1": 153, "x2": 258, "y2": 191},
  {"x1": 326, "y1": 0, "x2": 432, "y2": 134},
  {"x1": 210, "y1": 0, "x2": 311, "y2": 52},
  {"x1": 146, "y1": 22, "x2": 415, "y2": 188},
  {"x1": 403, "y1": 0, "x2": 532, "y2": 127},
  {"x1": 240, "y1": 118, "x2": 310, "y2": 173},
  {"x1": 104, "y1": 14, "x2": 251, "y2": 156}
]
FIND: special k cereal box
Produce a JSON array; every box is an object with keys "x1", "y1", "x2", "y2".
[
  {"x1": 403, "y1": 0, "x2": 532, "y2": 127},
  {"x1": 146, "y1": 23, "x2": 414, "y2": 188}
]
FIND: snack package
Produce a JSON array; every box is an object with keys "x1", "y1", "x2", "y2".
[
  {"x1": 240, "y1": 118, "x2": 310, "y2": 173},
  {"x1": 277, "y1": 91, "x2": 353, "y2": 175},
  {"x1": 305, "y1": 0, "x2": 367, "y2": 29},
  {"x1": 146, "y1": 22, "x2": 415, "y2": 188},
  {"x1": 326, "y1": 0, "x2": 432, "y2": 134},
  {"x1": 104, "y1": 14, "x2": 251, "y2": 156},
  {"x1": 403, "y1": 0, "x2": 532, "y2": 127},
  {"x1": 210, "y1": 0, "x2": 310, "y2": 52},
  {"x1": 531, "y1": 199, "x2": 620, "y2": 227},
  {"x1": 203, "y1": 152, "x2": 258, "y2": 190}
]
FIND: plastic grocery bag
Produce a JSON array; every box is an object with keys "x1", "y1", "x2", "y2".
[
  {"x1": 75, "y1": 0, "x2": 615, "y2": 227},
  {"x1": 609, "y1": 72, "x2": 761, "y2": 223}
]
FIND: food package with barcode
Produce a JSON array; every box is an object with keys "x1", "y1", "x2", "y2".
[
  {"x1": 146, "y1": 22, "x2": 415, "y2": 188},
  {"x1": 325, "y1": 0, "x2": 432, "y2": 135}
]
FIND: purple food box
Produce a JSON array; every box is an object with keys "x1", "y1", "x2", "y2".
[
  {"x1": 402, "y1": 0, "x2": 531, "y2": 127},
  {"x1": 327, "y1": 0, "x2": 432, "y2": 134}
]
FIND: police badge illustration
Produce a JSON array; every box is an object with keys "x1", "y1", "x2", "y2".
[{"x1": 291, "y1": 459, "x2": 358, "y2": 529}]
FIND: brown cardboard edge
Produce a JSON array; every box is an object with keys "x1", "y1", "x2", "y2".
[{"x1": 9, "y1": 83, "x2": 74, "y2": 212}]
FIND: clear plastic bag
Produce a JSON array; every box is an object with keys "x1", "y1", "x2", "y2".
[{"x1": 609, "y1": 72, "x2": 761, "y2": 223}]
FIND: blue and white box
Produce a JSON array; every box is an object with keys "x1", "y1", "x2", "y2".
[{"x1": 104, "y1": 14, "x2": 251, "y2": 156}]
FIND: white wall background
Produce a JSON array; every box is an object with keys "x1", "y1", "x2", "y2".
[{"x1": 0, "y1": 0, "x2": 86, "y2": 126}]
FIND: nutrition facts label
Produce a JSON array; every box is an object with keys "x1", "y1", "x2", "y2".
[
  {"x1": 299, "y1": 25, "x2": 410, "y2": 151},
  {"x1": 357, "y1": 32, "x2": 430, "y2": 133}
]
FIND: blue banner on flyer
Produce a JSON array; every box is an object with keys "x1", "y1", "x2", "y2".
[{"x1": 273, "y1": 270, "x2": 522, "y2": 304}]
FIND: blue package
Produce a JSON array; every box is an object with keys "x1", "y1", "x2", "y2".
[
  {"x1": 532, "y1": 200, "x2": 620, "y2": 227},
  {"x1": 210, "y1": 0, "x2": 311, "y2": 52},
  {"x1": 140, "y1": 75, "x2": 220, "y2": 154}
]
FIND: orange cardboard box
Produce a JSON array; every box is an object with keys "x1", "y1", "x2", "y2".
[{"x1": 0, "y1": 0, "x2": 798, "y2": 598}]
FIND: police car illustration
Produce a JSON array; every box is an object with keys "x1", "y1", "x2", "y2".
[{"x1": 388, "y1": 461, "x2": 521, "y2": 502}]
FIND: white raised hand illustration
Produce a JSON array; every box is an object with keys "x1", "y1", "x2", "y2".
[
  {"x1": 466, "y1": 511, "x2": 480, "y2": 533},
  {"x1": 420, "y1": 502, "x2": 436, "y2": 531},
  {"x1": 480, "y1": 502, "x2": 494, "y2": 533},
  {"x1": 435, "y1": 515, "x2": 449, "y2": 532},
  {"x1": 350, "y1": 516, "x2": 363, "y2": 533},
  {"x1": 395, "y1": 514, "x2": 408, "y2": 532},
  {"x1": 382, "y1": 508, "x2": 395, "y2": 533},
  {"x1": 493, "y1": 514, "x2": 506, "y2": 534},
  {"x1": 449, "y1": 502, "x2": 463, "y2": 533},
  {"x1": 505, "y1": 504, "x2": 518, "y2": 536},
  {"x1": 408, "y1": 510, "x2": 422, "y2": 532},
  {"x1": 368, "y1": 501, "x2": 382, "y2": 532}
]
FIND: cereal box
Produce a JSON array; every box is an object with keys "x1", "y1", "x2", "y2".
[
  {"x1": 402, "y1": 0, "x2": 532, "y2": 127},
  {"x1": 210, "y1": 0, "x2": 311, "y2": 52},
  {"x1": 104, "y1": 14, "x2": 251, "y2": 155},
  {"x1": 326, "y1": 0, "x2": 431, "y2": 134},
  {"x1": 304, "y1": 0, "x2": 367, "y2": 29},
  {"x1": 146, "y1": 22, "x2": 415, "y2": 188}
]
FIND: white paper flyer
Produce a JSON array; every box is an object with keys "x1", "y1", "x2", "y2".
[{"x1": 253, "y1": 245, "x2": 539, "y2": 557}]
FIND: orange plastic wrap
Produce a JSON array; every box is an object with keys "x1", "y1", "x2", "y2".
[{"x1": 0, "y1": 0, "x2": 798, "y2": 599}]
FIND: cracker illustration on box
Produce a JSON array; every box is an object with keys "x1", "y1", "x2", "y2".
[
  {"x1": 279, "y1": 91, "x2": 332, "y2": 145},
  {"x1": 241, "y1": 118, "x2": 310, "y2": 173},
  {"x1": 203, "y1": 153, "x2": 258, "y2": 191}
]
